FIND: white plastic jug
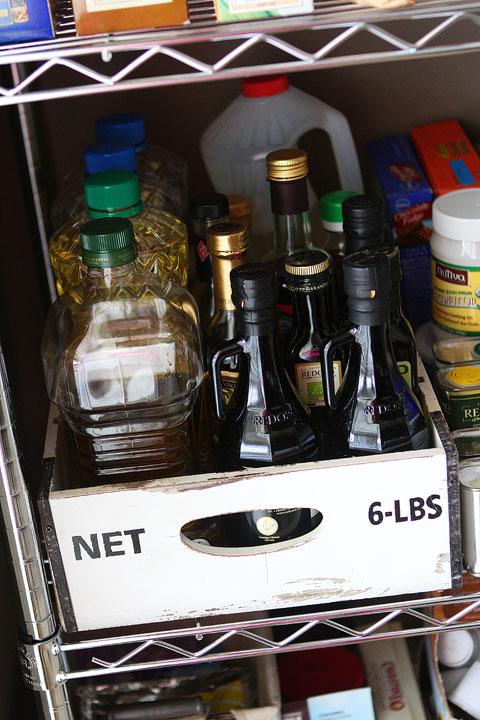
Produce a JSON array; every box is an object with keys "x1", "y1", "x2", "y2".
[{"x1": 200, "y1": 74, "x2": 364, "y2": 239}]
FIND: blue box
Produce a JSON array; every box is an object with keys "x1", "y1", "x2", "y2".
[
  {"x1": 368, "y1": 134, "x2": 434, "y2": 330},
  {"x1": 0, "y1": 0, "x2": 54, "y2": 45}
]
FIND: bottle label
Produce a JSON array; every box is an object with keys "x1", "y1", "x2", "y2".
[
  {"x1": 397, "y1": 360, "x2": 412, "y2": 389},
  {"x1": 437, "y1": 388, "x2": 480, "y2": 430},
  {"x1": 295, "y1": 361, "x2": 341, "y2": 407},
  {"x1": 256, "y1": 516, "x2": 279, "y2": 537},
  {"x1": 432, "y1": 255, "x2": 480, "y2": 336},
  {"x1": 221, "y1": 370, "x2": 238, "y2": 406}
]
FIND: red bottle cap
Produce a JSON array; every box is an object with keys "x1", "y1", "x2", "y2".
[
  {"x1": 241, "y1": 75, "x2": 289, "y2": 98},
  {"x1": 278, "y1": 647, "x2": 365, "y2": 701}
]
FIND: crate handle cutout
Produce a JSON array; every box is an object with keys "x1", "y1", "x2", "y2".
[{"x1": 180, "y1": 509, "x2": 323, "y2": 556}]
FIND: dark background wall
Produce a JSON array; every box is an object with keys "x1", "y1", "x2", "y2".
[{"x1": 0, "y1": 35, "x2": 479, "y2": 716}]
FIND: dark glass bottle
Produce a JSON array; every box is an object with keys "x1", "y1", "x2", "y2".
[
  {"x1": 189, "y1": 193, "x2": 229, "y2": 330},
  {"x1": 284, "y1": 249, "x2": 345, "y2": 439},
  {"x1": 336, "y1": 194, "x2": 386, "y2": 321},
  {"x1": 196, "y1": 222, "x2": 250, "y2": 472},
  {"x1": 209, "y1": 263, "x2": 321, "y2": 547},
  {"x1": 264, "y1": 149, "x2": 312, "y2": 338},
  {"x1": 368, "y1": 243, "x2": 420, "y2": 397},
  {"x1": 322, "y1": 249, "x2": 429, "y2": 458}
]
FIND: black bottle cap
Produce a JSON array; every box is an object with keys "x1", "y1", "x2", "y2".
[
  {"x1": 231, "y1": 263, "x2": 278, "y2": 334},
  {"x1": 366, "y1": 243, "x2": 402, "y2": 284},
  {"x1": 285, "y1": 249, "x2": 330, "y2": 291},
  {"x1": 342, "y1": 195, "x2": 385, "y2": 253},
  {"x1": 344, "y1": 249, "x2": 391, "y2": 326},
  {"x1": 190, "y1": 193, "x2": 229, "y2": 220}
]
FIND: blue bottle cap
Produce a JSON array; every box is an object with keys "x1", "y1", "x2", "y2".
[
  {"x1": 84, "y1": 141, "x2": 137, "y2": 175},
  {"x1": 95, "y1": 113, "x2": 147, "y2": 152}
]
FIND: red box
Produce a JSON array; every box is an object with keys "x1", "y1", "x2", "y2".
[{"x1": 410, "y1": 120, "x2": 480, "y2": 196}]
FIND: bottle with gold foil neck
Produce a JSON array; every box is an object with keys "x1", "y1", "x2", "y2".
[
  {"x1": 205, "y1": 221, "x2": 250, "y2": 391},
  {"x1": 196, "y1": 222, "x2": 250, "y2": 472}
]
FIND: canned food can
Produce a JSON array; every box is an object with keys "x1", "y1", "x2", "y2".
[
  {"x1": 435, "y1": 364, "x2": 480, "y2": 430},
  {"x1": 433, "y1": 338, "x2": 480, "y2": 369},
  {"x1": 452, "y1": 428, "x2": 480, "y2": 461},
  {"x1": 459, "y1": 460, "x2": 480, "y2": 576}
]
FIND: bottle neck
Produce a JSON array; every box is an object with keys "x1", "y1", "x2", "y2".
[
  {"x1": 211, "y1": 250, "x2": 248, "y2": 311},
  {"x1": 390, "y1": 276, "x2": 402, "y2": 315},
  {"x1": 354, "y1": 321, "x2": 397, "y2": 384},
  {"x1": 291, "y1": 284, "x2": 336, "y2": 335},
  {"x1": 85, "y1": 261, "x2": 137, "y2": 285},
  {"x1": 345, "y1": 231, "x2": 384, "y2": 257},
  {"x1": 270, "y1": 177, "x2": 311, "y2": 255}
]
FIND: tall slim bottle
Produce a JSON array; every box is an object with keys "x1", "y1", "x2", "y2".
[
  {"x1": 322, "y1": 249, "x2": 429, "y2": 458},
  {"x1": 336, "y1": 194, "x2": 386, "y2": 320},
  {"x1": 367, "y1": 243, "x2": 420, "y2": 396},
  {"x1": 209, "y1": 263, "x2": 321, "y2": 547},
  {"x1": 284, "y1": 249, "x2": 345, "y2": 439},
  {"x1": 197, "y1": 221, "x2": 250, "y2": 471},
  {"x1": 265, "y1": 148, "x2": 312, "y2": 322},
  {"x1": 189, "y1": 193, "x2": 229, "y2": 330}
]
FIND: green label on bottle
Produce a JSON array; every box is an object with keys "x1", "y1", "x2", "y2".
[
  {"x1": 397, "y1": 360, "x2": 412, "y2": 390},
  {"x1": 295, "y1": 361, "x2": 341, "y2": 407}
]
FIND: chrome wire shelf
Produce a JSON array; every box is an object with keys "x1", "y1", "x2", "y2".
[
  {"x1": 57, "y1": 590, "x2": 480, "y2": 682},
  {"x1": 1, "y1": 0, "x2": 480, "y2": 105}
]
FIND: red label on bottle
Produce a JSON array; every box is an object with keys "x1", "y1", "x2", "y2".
[{"x1": 196, "y1": 240, "x2": 209, "y2": 262}]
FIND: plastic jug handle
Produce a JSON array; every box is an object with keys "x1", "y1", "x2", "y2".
[
  {"x1": 292, "y1": 100, "x2": 364, "y2": 194},
  {"x1": 210, "y1": 341, "x2": 244, "y2": 421}
]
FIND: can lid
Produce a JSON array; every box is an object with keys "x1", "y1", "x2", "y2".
[
  {"x1": 190, "y1": 193, "x2": 229, "y2": 220},
  {"x1": 241, "y1": 75, "x2": 289, "y2": 98},
  {"x1": 207, "y1": 221, "x2": 249, "y2": 255},
  {"x1": 266, "y1": 149, "x2": 308, "y2": 182},
  {"x1": 459, "y1": 459, "x2": 480, "y2": 489},
  {"x1": 437, "y1": 630, "x2": 476, "y2": 668},
  {"x1": 432, "y1": 189, "x2": 480, "y2": 241},
  {"x1": 321, "y1": 190, "x2": 358, "y2": 229},
  {"x1": 85, "y1": 170, "x2": 143, "y2": 218},
  {"x1": 80, "y1": 216, "x2": 137, "y2": 268},
  {"x1": 448, "y1": 365, "x2": 480, "y2": 387},
  {"x1": 84, "y1": 141, "x2": 137, "y2": 175}
]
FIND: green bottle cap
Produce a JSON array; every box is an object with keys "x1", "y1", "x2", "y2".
[
  {"x1": 80, "y1": 217, "x2": 138, "y2": 268},
  {"x1": 84, "y1": 170, "x2": 143, "y2": 218},
  {"x1": 321, "y1": 190, "x2": 358, "y2": 230}
]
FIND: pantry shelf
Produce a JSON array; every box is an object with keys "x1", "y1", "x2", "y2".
[
  {"x1": 1, "y1": 0, "x2": 480, "y2": 105},
  {"x1": 57, "y1": 591, "x2": 480, "y2": 682}
]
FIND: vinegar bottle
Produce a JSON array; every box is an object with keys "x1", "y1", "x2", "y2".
[
  {"x1": 209, "y1": 263, "x2": 321, "y2": 547},
  {"x1": 42, "y1": 216, "x2": 203, "y2": 486},
  {"x1": 322, "y1": 249, "x2": 429, "y2": 458}
]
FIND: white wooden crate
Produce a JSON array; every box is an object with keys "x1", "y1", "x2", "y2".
[{"x1": 39, "y1": 367, "x2": 461, "y2": 633}]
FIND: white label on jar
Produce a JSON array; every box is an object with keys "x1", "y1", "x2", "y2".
[{"x1": 432, "y1": 255, "x2": 480, "y2": 336}]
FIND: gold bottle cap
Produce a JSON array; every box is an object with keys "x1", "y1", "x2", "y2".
[
  {"x1": 266, "y1": 149, "x2": 308, "y2": 182},
  {"x1": 285, "y1": 250, "x2": 330, "y2": 276},
  {"x1": 206, "y1": 221, "x2": 249, "y2": 255}
]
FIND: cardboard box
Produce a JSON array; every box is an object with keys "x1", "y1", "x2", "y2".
[
  {"x1": 410, "y1": 120, "x2": 480, "y2": 197},
  {"x1": 38, "y1": 365, "x2": 461, "y2": 634},
  {"x1": 0, "y1": 0, "x2": 53, "y2": 44},
  {"x1": 213, "y1": 0, "x2": 313, "y2": 24},
  {"x1": 71, "y1": 0, "x2": 188, "y2": 36},
  {"x1": 368, "y1": 135, "x2": 433, "y2": 330},
  {"x1": 77, "y1": 654, "x2": 281, "y2": 720}
]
